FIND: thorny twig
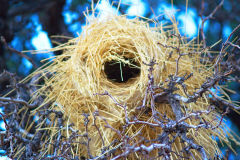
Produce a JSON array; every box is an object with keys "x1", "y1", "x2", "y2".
[
  {"x1": 94, "y1": 22, "x2": 240, "y2": 158},
  {"x1": 1, "y1": 42, "x2": 238, "y2": 160},
  {"x1": 97, "y1": 62, "x2": 215, "y2": 159},
  {"x1": 1, "y1": 2, "x2": 240, "y2": 159}
]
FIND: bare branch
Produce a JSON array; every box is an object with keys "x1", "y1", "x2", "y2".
[
  {"x1": 200, "y1": 0, "x2": 224, "y2": 47},
  {"x1": 111, "y1": 143, "x2": 171, "y2": 160},
  {"x1": 214, "y1": 24, "x2": 240, "y2": 73},
  {"x1": 1, "y1": 36, "x2": 38, "y2": 69},
  {"x1": 0, "y1": 97, "x2": 37, "y2": 109},
  {"x1": 228, "y1": 42, "x2": 240, "y2": 50}
]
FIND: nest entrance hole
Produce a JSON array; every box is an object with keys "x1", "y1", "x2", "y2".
[{"x1": 104, "y1": 58, "x2": 141, "y2": 83}]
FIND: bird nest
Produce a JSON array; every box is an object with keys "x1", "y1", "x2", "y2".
[{"x1": 22, "y1": 14, "x2": 238, "y2": 159}]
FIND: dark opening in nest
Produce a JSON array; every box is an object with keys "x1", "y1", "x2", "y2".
[{"x1": 104, "y1": 58, "x2": 140, "y2": 83}]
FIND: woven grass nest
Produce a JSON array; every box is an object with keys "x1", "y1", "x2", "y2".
[{"x1": 28, "y1": 14, "x2": 238, "y2": 159}]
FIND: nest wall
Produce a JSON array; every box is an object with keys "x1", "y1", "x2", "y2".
[{"x1": 31, "y1": 15, "x2": 235, "y2": 159}]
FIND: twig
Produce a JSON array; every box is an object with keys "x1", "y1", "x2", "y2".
[
  {"x1": 228, "y1": 42, "x2": 240, "y2": 50},
  {"x1": 181, "y1": 134, "x2": 208, "y2": 160},
  {"x1": 0, "y1": 112, "x2": 9, "y2": 131},
  {"x1": 200, "y1": 0, "x2": 224, "y2": 47},
  {"x1": 157, "y1": 42, "x2": 180, "y2": 52},
  {"x1": 1, "y1": 36, "x2": 37, "y2": 69},
  {"x1": 83, "y1": 113, "x2": 93, "y2": 159},
  {"x1": 214, "y1": 24, "x2": 240, "y2": 73},
  {"x1": 111, "y1": 143, "x2": 171, "y2": 160},
  {"x1": 0, "y1": 97, "x2": 37, "y2": 109},
  {"x1": 93, "y1": 111, "x2": 105, "y2": 147}
]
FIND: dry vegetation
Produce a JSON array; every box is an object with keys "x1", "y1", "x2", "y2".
[{"x1": 1, "y1": 1, "x2": 240, "y2": 159}]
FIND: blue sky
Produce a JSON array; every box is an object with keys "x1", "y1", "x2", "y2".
[
  {"x1": 17, "y1": 0, "x2": 207, "y2": 77},
  {"x1": 32, "y1": 0, "x2": 206, "y2": 56}
]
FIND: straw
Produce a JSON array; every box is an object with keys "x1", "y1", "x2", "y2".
[{"x1": 28, "y1": 14, "x2": 237, "y2": 159}]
